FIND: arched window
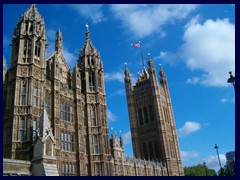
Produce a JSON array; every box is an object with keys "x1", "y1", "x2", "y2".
[
  {"x1": 89, "y1": 71, "x2": 95, "y2": 87},
  {"x1": 21, "y1": 83, "x2": 26, "y2": 105},
  {"x1": 138, "y1": 108, "x2": 143, "y2": 125},
  {"x1": 92, "y1": 107, "x2": 97, "y2": 126},
  {"x1": 35, "y1": 41, "x2": 41, "y2": 57},
  {"x1": 33, "y1": 86, "x2": 38, "y2": 107},
  {"x1": 149, "y1": 105, "x2": 154, "y2": 122},
  {"x1": 144, "y1": 107, "x2": 149, "y2": 124},
  {"x1": 19, "y1": 116, "x2": 25, "y2": 141},
  {"x1": 93, "y1": 135, "x2": 98, "y2": 154}
]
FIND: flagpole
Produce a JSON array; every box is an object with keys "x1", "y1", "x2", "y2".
[{"x1": 139, "y1": 41, "x2": 145, "y2": 68}]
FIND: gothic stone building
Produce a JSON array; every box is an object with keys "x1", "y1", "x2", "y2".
[
  {"x1": 124, "y1": 54, "x2": 184, "y2": 176},
  {"x1": 3, "y1": 4, "x2": 182, "y2": 176}
]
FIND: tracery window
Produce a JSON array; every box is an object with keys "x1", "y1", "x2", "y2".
[
  {"x1": 19, "y1": 116, "x2": 25, "y2": 141},
  {"x1": 61, "y1": 131, "x2": 74, "y2": 152},
  {"x1": 93, "y1": 135, "x2": 98, "y2": 154},
  {"x1": 60, "y1": 101, "x2": 74, "y2": 122},
  {"x1": 138, "y1": 108, "x2": 143, "y2": 126},
  {"x1": 33, "y1": 86, "x2": 38, "y2": 107},
  {"x1": 92, "y1": 107, "x2": 97, "y2": 126},
  {"x1": 21, "y1": 83, "x2": 26, "y2": 105}
]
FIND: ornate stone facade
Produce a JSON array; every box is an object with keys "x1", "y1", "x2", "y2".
[
  {"x1": 124, "y1": 54, "x2": 184, "y2": 176},
  {"x1": 3, "y1": 4, "x2": 180, "y2": 176}
]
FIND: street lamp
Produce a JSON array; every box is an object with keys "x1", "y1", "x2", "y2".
[
  {"x1": 227, "y1": 71, "x2": 235, "y2": 91},
  {"x1": 203, "y1": 161, "x2": 208, "y2": 176},
  {"x1": 214, "y1": 144, "x2": 223, "y2": 174}
]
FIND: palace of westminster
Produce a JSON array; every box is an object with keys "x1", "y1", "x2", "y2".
[{"x1": 3, "y1": 5, "x2": 184, "y2": 176}]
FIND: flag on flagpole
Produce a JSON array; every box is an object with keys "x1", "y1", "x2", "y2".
[{"x1": 131, "y1": 43, "x2": 140, "y2": 48}]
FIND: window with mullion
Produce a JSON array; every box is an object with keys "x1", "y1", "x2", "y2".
[
  {"x1": 92, "y1": 107, "x2": 97, "y2": 126},
  {"x1": 93, "y1": 135, "x2": 98, "y2": 154},
  {"x1": 33, "y1": 86, "x2": 38, "y2": 107},
  {"x1": 21, "y1": 83, "x2": 26, "y2": 105},
  {"x1": 61, "y1": 131, "x2": 74, "y2": 152},
  {"x1": 19, "y1": 116, "x2": 25, "y2": 141},
  {"x1": 60, "y1": 101, "x2": 74, "y2": 122}
]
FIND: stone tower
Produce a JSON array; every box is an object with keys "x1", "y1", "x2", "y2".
[
  {"x1": 3, "y1": 4, "x2": 47, "y2": 160},
  {"x1": 124, "y1": 54, "x2": 184, "y2": 176},
  {"x1": 77, "y1": 25, "x2": 111, "y2": 176}
]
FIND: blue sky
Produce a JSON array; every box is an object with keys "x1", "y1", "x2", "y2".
[{"x1": 3, "y1": 4, "x2": 235, "y2": 171}]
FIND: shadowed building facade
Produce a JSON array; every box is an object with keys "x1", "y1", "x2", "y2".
[{"x1": 124, "y1": 54, "x2": 184, "y2": 176}]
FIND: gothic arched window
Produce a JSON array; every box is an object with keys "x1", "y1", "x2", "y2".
[
  {"x1": 138, "y1": 108, "x2": 143, "y2": 126},
  {"x1": 21, "y1": 83, "x2": 26, "y2": 105},
  {"x1": 149, "y1": 105, "x2": 154, "y2": 122},
  {"x1": 19, "y1": 116, "x2": 25, "y2": 141},
  {"x1": 92, "y1": 106, "x2": 97, "y2": 126},
  {"x1": 144, "y1": 107, "x2": 149, "y2": 124},
  {"x1": 33, "y1": 86, "x2": 38, "y2": 107}
]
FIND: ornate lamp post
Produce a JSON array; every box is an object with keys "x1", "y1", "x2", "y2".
[
  {"x1": 214, "y1": 144, "x2": 223, "y2": 174},
  {"x1": 227, "y1": 71, "x2": 235, "y2": 91},
  {"x1": 203, "y1": 162, "x2": 208, "y2": 176}
]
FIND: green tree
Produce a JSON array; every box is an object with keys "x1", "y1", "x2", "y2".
[{"x1": 184, "y1": 164, "x2": 217, "y2": 176}]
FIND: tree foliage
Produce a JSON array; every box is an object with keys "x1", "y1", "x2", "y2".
[{"x1": 184, "y1": 164, "x2": 217, "y2": 176}]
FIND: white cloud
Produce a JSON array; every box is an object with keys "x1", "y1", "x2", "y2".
[
  {"x1": 68, "y1": 4, "x2": 104, "y2": 24},
  {"x1": 110, "y1": 4, "x2": 198, "y2": 38},
  {"x1": 178, "y1": 121, "x2": 201, "y2": 137},
  {"x1": 63, "y1": 48, "x2": 76, "y2": 69},
  {"x1": 182, "y1": 16, "x2": 235, "y2": 87},
  {"x1": 221, "y1": 98, "x2": 227, "y2": 103},
  {"x1": 105, "y1": 72, "x2": 125, "y2": 83},
  {"x1": 204, "y1": 154, "x2": 226, "y2": 172},
  {"x1": 122, "y1": 131, "x2": 132, "y2": 145},
  {"x1": 181, "y1": 151, "x2": 199, "y2": 162},
  {"x1": 107, "y1": 110, "x2": 117, "y2": 122},
  {"x1": 109, "y1": 89, "x2": 125, "y2": 97},
  {"x1": 186, "y1": 76, "x2": 200, "y2": 84},
  {"x1": 154, "y1": 51, "x2": 178, "y2": 65}
]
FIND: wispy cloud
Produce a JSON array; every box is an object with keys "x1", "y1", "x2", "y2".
[
  {"x1": 154, "y1": 51, "x2": 178, "y2": 65},
  {"x1": 182, "y1": 16, "x2": 235, "y2": 87},
  {"x1": 67, "y1": 4, "x2": 105, "y2": 24},
  {"x1": 105, "y1": 71, "x2": 125, "y2": 83},
  {"x1": 178, "y1": 121, "x2": 201, "y2": 137},
  {"x1": 107, "y1": 110, "x2": 117, "y2": 122},
  {"x1": 63, "y1": 48, "x2": 76, "y2": 69},
  {"x1": 109, "y1": 89, "x2": 125, "y2": 97},
  {"x1": 220, "y1": 97, "x2": 235, "y2": 104},
  {"x1": 110, "y1": 4, "x2": 198, "y2": 39},
  {"x1": 123, "y1": 131, "x2": 132, "y2": 145},
  {"x1": 181, "y1": 151, "x2": 199, "y2": 162},
  {"x1": 221, "y1": 98, "x2": 227, "y2": 103}
]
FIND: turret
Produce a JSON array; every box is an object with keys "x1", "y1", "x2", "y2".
[{"x1": 55, "y1": 28, "x2": 63, "y2": 53}]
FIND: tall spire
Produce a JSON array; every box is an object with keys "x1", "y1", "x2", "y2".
[
  {"x1": 55, "y1": 28, "x2": 63, "y2": 53},
  {"x1": 85, "y1": 23, "x2": 90, "y2": 41},
  {"x1": 38, "y1": 103, "x2": 52, "y2": 138}
]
